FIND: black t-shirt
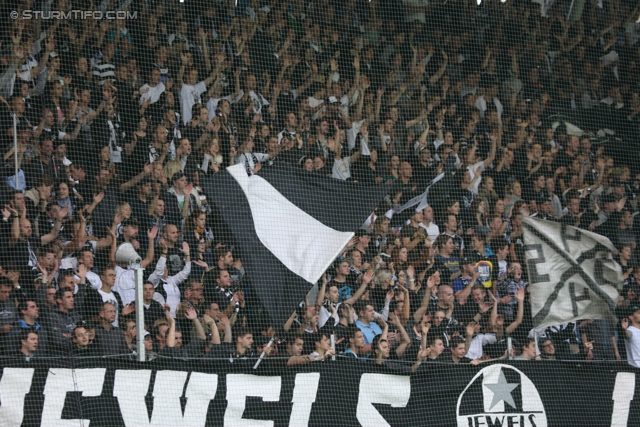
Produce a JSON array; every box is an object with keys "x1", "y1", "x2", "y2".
[
  {"x1": 129, "y1": 196, "x2": 149, "y2": 223},
  {"x1": 554, "y1": 149, "x2": 577, "y2": 170},
  {"x1": 443, "y1": 355, "x2": 472, "y2": 364},
  {"x1": 399, "y1": 224, "x2": 427, "y2": 262},
  {"x1": 155, "y1": 245, "x2": 185, "y2": 276}
]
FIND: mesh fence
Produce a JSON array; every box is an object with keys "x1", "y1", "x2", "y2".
[{"x1": 0, "y1": 0, "x2": 639, "y2": 425}]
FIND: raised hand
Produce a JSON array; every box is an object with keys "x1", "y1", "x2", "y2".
[
  {"x1": 362, "y1": 269, "x2": 374, "y2": 285},
  {"x1": 147, "y1": 226, "x2": 158, "y2": 240},
  {"x1": 185, "y1": 305, "x2": 198, "y2": 320},
  {"x1": 93, "y1": 192, "x2": 105, "y2": 204},
  {"x1": 466, "y1": 321, "x2": 477, "y2": 337},
  {"x1": 417, "y1": 347, "x2": 431, "y2": 361},
  {"x1": 621, "y1": 318, "x2": 629, "y2": 330},
  {"x1": 122, "y1": 303, "x2": 136, "y2": 316},
  {"x1": 389, "y1": 312, "x2": 400, "y2": 325},
  {"x1": 77, "y1": 263, "x2": 88, "y2": 280},
  {"x1": 479, "y1": 302, "x2": 492, "y2": 313},
  {"x1": 202, "y1": 314, "x2": 215, "y2": 325},
  {"x1": 376, "y1": 317, "x2": 388, "y2": 330},
  {"x1": 386, "y1": 289, "x2": 395, "y2": 301}
]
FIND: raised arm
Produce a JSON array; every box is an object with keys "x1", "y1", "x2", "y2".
[
  {"x1": 203, "y1": 313, "x2": 220, "y2": 345},
  {"x1": 140, "y1": 226, "x2": 158, "y2": 268},
  {"x1": 413, "y1": 274, "x2": 437, "y2": 323},
  {"x1": 456, "y1": 271, "x2": 480, "y2": 302},
  {"x1": 390, "y1": 313, "x2": 412, "y2": 358},
  {"x1": 41, "y1": 212, "x2": 64, "y2": 245},
  {"x1": 483, "y1": 127, "x2": 499, "y2": 168},
  {"x1": 428, "y1": 50, "x2": 448, "y2": 85},
  {"x1": 316, "y1": 274, "x2": 327, "y2": 308},
  {"x1": 165, "y1": 310, "x2": 176, "y2": 347},
  {"x1": 343, "y1": 270, "x2": 374, "y2": 305},
  {"x1": 107, "y1": 226, "x2": 117, "y2": 268},
  {"x1": 505, "y1": 288, "x2": 525, "y2": 335},
  {"x1": 464, "y1": 321, "x2": 476, "y2": 355},
  {"x1": 185, "y1": 305, "x2": 206, "y2": 341}
]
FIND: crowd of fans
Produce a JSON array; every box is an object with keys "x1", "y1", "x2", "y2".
[{"x1": 0, "y1": 0, "x2": 639, "y2": 369}]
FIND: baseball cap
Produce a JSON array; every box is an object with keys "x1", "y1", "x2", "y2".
[
  {"x1": 461, "y1": 256, "x2": 477, "y2": 265},
  {"x1": 628, "y1": 304, "x2": 640, "y2": 316},
  {"x1": 122, "y1": 218, "x2": 140, "y2": 228}
]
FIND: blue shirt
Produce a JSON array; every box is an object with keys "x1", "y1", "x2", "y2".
[
  {"x1": 356, "y1": 320, "x2": 382, "y2": 344},
  {"x1": 452, "y1": 277, "x2": 471, "y2": 294}
]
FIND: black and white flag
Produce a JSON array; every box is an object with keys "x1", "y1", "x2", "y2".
[
  {"x1": 203, "y1": 162, "x2": 390, "y2": 327},
  {"x1": 389, "y1": 172, "x2": 445, "y2": 227},
  {"x1": 523, "y1": 217, "x2": 622, "y2": 329}
]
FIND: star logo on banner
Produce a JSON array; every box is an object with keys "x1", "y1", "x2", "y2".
[{"x1": 484, "y1": 370, "x2": 519, "y2": 410}]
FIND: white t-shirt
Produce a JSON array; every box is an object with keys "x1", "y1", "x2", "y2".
[
  {"x1": 85, "y1": 271, "x2": 102, "y2": 291},
  {"x1": 466, "y1": 333, "x2": 497, "y2": 360},
  {"x1": 332, "y1": 157, "x2": 351, "y2": 181},
  {"x1": 420, "y1": 221, "x2": 440, "y2": 243},
  {"x1": 467, "y1": 161, "x2": 486, "y2": 196},
  {"x1": 346, "y1": 120, "x2": 365, "y2": 152},
  {"x1": 162, "y1": 280, "x2": 182, "y2": 318},
  {"x1": 206, "y1": 90, "x2": 244, "y2": 121},
  {"x1": 318, "y1": 304, "x2": 341, "y2": 329},
  {"x1": 139, "y1": 82, "x2": 166, "y2": 105},
  {"x1": 113, "y1": 265, "x2": 136, "y2": 305},
  {"x1": 308, "y1": 96, "x2": 325, "y2": 120},
  {"x1": 625, "y1": 325, "x2": 640, "y2": 368},
  {"x1": 474, "y1": 95, "x2": 504, "y2": 124},
  {"x1": 180, "y1": 81, "x2": 207, "y2": 125}
]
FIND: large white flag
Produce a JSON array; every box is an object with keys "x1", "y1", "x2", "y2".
[{"x1": 522, "y1": 217, "x2": 622, "y2": 328}]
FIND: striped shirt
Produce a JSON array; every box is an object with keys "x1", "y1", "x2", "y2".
[{"x1": 91, "y1": 55, "x2": 116, "y2": 86}]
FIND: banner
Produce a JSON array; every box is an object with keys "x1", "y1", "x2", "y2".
[
  {"x1": 1, "y1": 358, "x2": 640, "y2": 426},
  {"x1": 523, "y1": 217, "x2": 622, "y2": 328}
]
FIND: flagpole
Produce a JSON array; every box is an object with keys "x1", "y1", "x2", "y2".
[
  {"x1": 254, "y1": 337, "x2": 275, "y2": 369},
  {"x1": 13, "y1": 115, "x2": 18, "y2": 190},
  {"x1": 330, "y1": 334, "x2": 336, "y2": 361}
]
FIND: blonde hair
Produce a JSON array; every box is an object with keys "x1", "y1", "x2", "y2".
[
  {"x1": 163, "y1": 160, "x2": 183, "y2": 181},
  {"x1": 373, "y1": 269, "x2": 392, "y2": 286},
  {"x1": 115, "y1": 202, "x2": 131, "y2": 217}
]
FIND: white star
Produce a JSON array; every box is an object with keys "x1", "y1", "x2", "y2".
[{"x1": 484, "y1": 370, "x2": 519, "y2": 410}]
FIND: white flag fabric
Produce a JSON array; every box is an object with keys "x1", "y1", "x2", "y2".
[{"x1": 522, "y1": 217, "x2": 622, "y2": 329}]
